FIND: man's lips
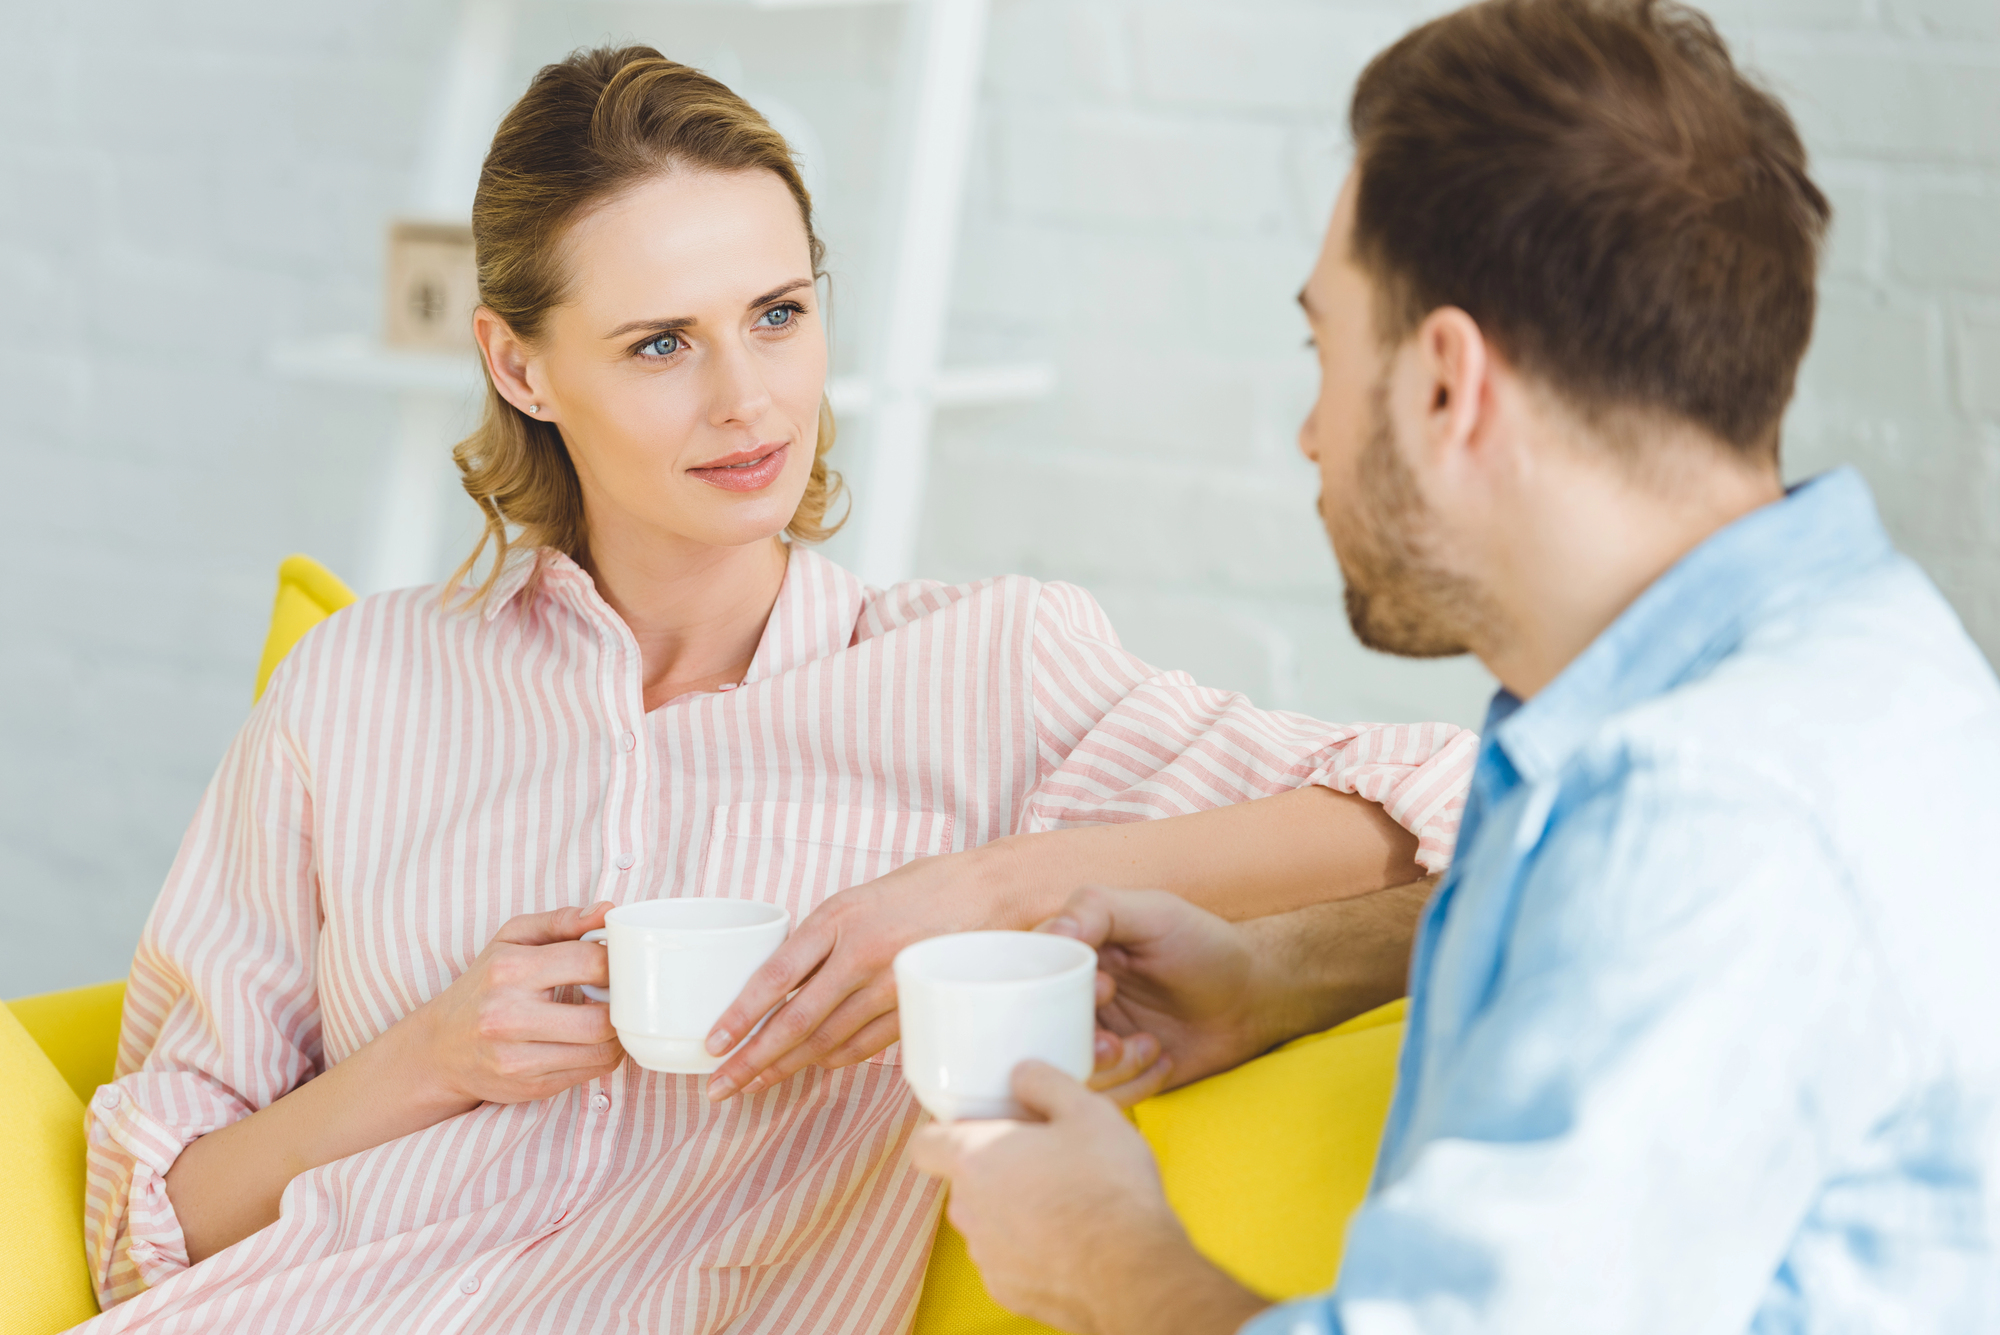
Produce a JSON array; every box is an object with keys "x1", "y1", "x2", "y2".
[{"x1": 688, "y1": 443, "x2": 789, "y2": 493}]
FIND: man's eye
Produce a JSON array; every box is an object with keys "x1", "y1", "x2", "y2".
[{"x1": 640, "y1": 333, "x2": 682, "y2": 358}]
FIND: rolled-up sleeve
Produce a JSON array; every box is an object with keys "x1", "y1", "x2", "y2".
[
  {"x1": 84, "y1": 685, "x2": 323, "y2": 1307},
  {"x1": 1020, "y1": 581, "x2": 1474, "y2": 870},
  {"x1": 1241, "y1": 764, "x2": 1910, "y2": 1335}
]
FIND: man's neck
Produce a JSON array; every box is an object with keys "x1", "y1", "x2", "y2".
[
  {"x1": 1477, "y1": 442, "x2": 1783, "y2": 700},
  {"x1": 579, "y1": 519, "x2": 789, "y2": 712}
]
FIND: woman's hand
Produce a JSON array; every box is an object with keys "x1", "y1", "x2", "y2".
[
  {"x1": 703, "y1": 844, "x2": 1035, "y2": 1101},
  {"x1": 402, "y1": 901, "x2": 626, "y2": 1109}
]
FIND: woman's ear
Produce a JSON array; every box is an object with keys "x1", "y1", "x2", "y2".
[
  {"x1": 1413, "y1": 306, "x2": 1488, "y2": 471},
  {"x1": 474, "y1": 307, "x2": 548, "y2": 420}
]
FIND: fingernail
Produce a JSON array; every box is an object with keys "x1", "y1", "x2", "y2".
[
  {"x1": 707, "y1": 1076, "x2": 736, "y2": 1102},
  {"x1": 1041, "y1": 916, "x2": 1082, "y2": 938},
  {"x1": 1134, "y1": 1033, "x2": 1158, "y2": 1062},
  {"x1": 1096, "y1": 1033, "x2": 1118, "y2": 1060},
  {"x1": 705, "y1": 1029, "x2": 733, "y2": 1056}
]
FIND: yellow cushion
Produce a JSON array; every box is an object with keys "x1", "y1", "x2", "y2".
[
  {"x1": 253, "y1": 554, "x2": 357, "y2": 702},
  {"x1": 912, "y1": 1000, "x2": 1405, "y2": 1335},
  {"x1": 0, "y1": 998, "x2": 105, "y2": 1331},
  {"x1": 10, "y1": 980, "x2": 128, "y2": 1108}
]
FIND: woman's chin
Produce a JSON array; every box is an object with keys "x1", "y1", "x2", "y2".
[{"x1": 670, "y1": 493, "x2": 809, "y2": 551}]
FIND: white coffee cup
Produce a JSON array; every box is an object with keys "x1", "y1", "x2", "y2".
[
  {"x1": 581, "y1": 897, "x2": 789, "y2": 1074},
  {"x1": 893, "y1": 930, "x2": 1097, "y2": 1121}
]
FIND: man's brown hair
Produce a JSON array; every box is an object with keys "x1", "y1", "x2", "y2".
[{"x1": 1349, "y1": 0, "x2": 1829, "y2": 457}]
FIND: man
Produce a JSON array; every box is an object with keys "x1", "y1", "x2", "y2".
[{"x1": 912, "y1": 1, "x2": 2000, "y2": 1331}]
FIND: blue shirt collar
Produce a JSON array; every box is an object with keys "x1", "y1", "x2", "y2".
[{"x1": 1489, "y1": 467, "x2": 1892, "y2": 783}]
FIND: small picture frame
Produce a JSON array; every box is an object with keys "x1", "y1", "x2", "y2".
[{"x1": 384, "y1": 219, "x2": 478, "y2": 352}]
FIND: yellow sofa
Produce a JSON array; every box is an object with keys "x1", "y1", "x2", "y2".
[{"x1": 1, "y1": 556, "x2": 1405, "y2": 1335}]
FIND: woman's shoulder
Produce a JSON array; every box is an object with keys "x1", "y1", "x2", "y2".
[{"x1": 258, "y1": 582, "x2": 496, "y2": 711}]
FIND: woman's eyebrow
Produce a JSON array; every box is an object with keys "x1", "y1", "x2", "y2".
[{"x1": 602, "y1": 279, "x2": 815, "y2": 341}]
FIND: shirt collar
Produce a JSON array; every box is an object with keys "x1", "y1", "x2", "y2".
[
  {"x1": 1490, "y1": 467, "x2": 1893, "y2": 783},
  {"x1": 480, "y1": 546, "x2": 551, "y2": 620},
  {"x1": 477, "y1": 542, "x2": 870, "y2": 683},
  {"x1": 740, "y1": 545, "x2": 868, "y2": 684}
]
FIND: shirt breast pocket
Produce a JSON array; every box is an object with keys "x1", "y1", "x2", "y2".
[{"x1": 697, "y1": 802, "x2": 955, "y2": 1066}]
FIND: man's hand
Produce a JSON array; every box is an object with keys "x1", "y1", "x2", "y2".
[
  {"x1": 912, "y1": 1061, "x2": 1269, "y2": 1335},
  {"x1": 1039, "y1": 887, "x2": 1291, "y2": 1096},
  {"x1": 1048, "y1": 876, "x2": 1437, "y2": 1097}
]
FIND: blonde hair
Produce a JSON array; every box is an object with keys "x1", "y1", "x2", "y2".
[{"x1": 449, "y1": 45, "x2": 844, "y2": 605}]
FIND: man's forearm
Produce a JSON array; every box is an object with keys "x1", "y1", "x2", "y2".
[
  {"x1": 1242, "y1": 872, "x2": 1437, "y2": 1048},
  {"x1": 987, "y1": 786, "x2": 1426, "y2": 925},
  {"x1": 1091, "y1": 1221, "x2": 1272, "y2": 1335}
]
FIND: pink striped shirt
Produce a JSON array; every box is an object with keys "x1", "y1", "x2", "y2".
[{"x1": 80, "y1": 547, "x2": 1473, "y2": 1334}]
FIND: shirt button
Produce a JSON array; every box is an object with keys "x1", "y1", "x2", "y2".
[
  {"x1": 615, "y1": 854, "x2": 634, "y2": 870},
  {"x1": 95, "y1": 1087, "x2": 121, "y2": 1111},
  {"x1": 460, "y1": 1276, "x2": 480, "y2": 1295},
  {"x1": 621, "y1": 731, "x2": 636, "y2": 752},
  {"x1": 592, "y1": 1092, "x2": 611, "y2": 1112}
]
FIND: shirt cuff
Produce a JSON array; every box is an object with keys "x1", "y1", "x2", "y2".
[
  {"x1": 86, "y1": 1073, "x2": 250, "y2": 1297},
  {"x1": 1306, "y1": 724, "x2": 1477, "y2": 874}
]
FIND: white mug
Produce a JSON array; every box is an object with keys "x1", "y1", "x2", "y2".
[
  {"x1": 581, "y1": 897, "x2": 789, "y2": 1074},
  {"x1": 893, "y1": 930, "x2": 1097, "y2": 1121}
]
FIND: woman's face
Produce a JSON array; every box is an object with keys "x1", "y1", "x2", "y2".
[{"x1": 492, "y1": 169, "x2": 826, "y2": 554}]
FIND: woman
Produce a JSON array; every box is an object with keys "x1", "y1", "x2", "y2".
[{"x1": 82, "y1": 47, "x2": 1472, "y2": 1334}]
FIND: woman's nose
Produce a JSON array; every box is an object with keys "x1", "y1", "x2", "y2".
[{"x1": 707, "y1": 342, "x2": 774, "y2": 427}]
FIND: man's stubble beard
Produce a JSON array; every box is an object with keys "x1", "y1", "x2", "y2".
[{"x1": 1326, "y1": 381, "x2": 1499, "y2": 660}]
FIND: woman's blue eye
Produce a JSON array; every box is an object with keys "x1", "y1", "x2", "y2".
[
  {"x1": 640, "y1": 333, "x2": 682, "y2": 358},
  {"x1": 761, "y1": 305, "x2": 794, "y2": 328}
]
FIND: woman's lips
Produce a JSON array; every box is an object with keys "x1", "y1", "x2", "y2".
[{"x1": 688, "y1": 443, "x2": 788, "y2": 493}]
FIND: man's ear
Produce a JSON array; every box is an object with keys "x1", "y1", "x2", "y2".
[
  {"x1": 474, "y1": 307, "x2": 546, "y2": 419},
  {"x1": 1408, "y1": 306, "x2": 1488, "y2": 471}
]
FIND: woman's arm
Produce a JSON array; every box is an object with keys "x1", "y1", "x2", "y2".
[
  {"x1": 702, "y1": 786, "x2": 1430, "y2": 1101},
  {"x1": 1002, "y1": 785, "x2": 1422, "y2": 922},
  {"x1": 164, "y1": 904, "x2": 623, "y2": 1264},
  {"x1": 703, "y1": 580, "x2": 1473, "y2": 1103}
]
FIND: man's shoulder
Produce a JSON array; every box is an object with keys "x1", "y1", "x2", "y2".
[
  {"x1": 1526, "y1": 555, "x2": 2000, "y2": 1065},
  {"x1": 1601, "y1": 555, "x2": 2000, "y2": 793}
]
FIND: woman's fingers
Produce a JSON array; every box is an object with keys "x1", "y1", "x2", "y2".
[
  {"x1": 741, "y1": 980, "x2": 897, "y2": 1088},
  {"x1": 706, "y1": 964, "x2": 864, "y2": 1101},
  {"x1": 473, "y1": 993, "x2": 615, "y2": 1045},
  {"x1": 704, "y1": 926, "x2": 834, "y2": 1066},
  {"x1": 815, "y1": 1010, "x2": 902, "y2": 1069},
  {"x1": 482, "y1": 1039, "x2": 625, "y2": 1097},
  {"x1": 495, "y1": 901, "x2": 615, "y2": 948},
  {"x1": 488, "y1": 940, "x2": 611, "y2": 993}
]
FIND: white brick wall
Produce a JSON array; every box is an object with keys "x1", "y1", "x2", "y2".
[{"x1": 3, "y1": 0, "x2": 1994, "y2": 994}]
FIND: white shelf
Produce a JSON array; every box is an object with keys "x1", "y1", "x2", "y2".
[{"x1": 268, "y1": 335, "x2": 483, "y2": 394}]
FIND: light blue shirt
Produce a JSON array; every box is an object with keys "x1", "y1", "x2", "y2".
[{"x1": 1246, "y1": 469, "x2": 2000, "y2": 1334}]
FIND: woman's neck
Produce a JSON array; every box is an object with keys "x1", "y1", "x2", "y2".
[{"x1": 578, "y1": 527, "x2": 790, "y2": 713}]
